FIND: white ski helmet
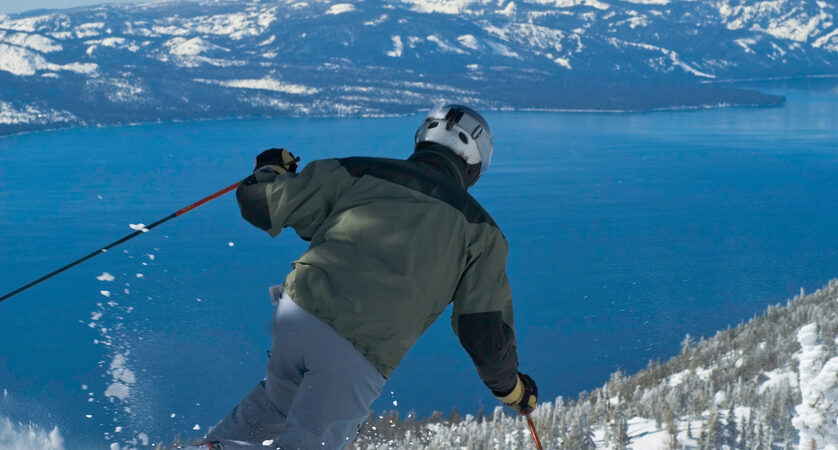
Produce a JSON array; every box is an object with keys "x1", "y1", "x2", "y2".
[{"x1": 414, "y1": 103, "x2": 493, "y2": 173}]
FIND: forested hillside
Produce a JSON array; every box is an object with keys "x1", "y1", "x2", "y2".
[{"x1": 349, "y1": 279, "x2": 838, "y2": 449}]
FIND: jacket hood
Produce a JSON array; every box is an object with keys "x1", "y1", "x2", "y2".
[{"x1": 409, "y1": 143, "x2": 480, "y2": 189}]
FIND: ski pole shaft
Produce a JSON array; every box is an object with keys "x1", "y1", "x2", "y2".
[
  {"x1": 525, "y1": 413, "x2": 543, "y2": 450},
  {"x1": 0, "y1": 181, "x2": 240, "y2": 304}
]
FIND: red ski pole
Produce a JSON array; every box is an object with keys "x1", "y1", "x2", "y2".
[
  {"x1": 0, "y1": 181, "x2": 240, "y2": 303},
  {"x1": 525, "y1": 413, "x2": 543, "y2": 450}
]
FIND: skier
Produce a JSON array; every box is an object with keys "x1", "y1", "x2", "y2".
[{"x1": 200, "y1": 104, "x2": 538, "y2": 449}]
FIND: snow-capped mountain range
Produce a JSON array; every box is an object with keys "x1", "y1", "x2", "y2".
[{"x1": 0, "y1": 0, "x2": 836, "y2": 134}]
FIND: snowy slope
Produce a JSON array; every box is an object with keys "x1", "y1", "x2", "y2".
[
  {"x1": 1, "y1": 0, "x2": 836, "y2": 135},
  {"x1": 346, "y1": 280, "x2": 838, "y2": 449}
]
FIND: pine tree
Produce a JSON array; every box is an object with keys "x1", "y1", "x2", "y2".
[
  {"x1": 665, "y1": 407, "x2": 679, "y2": 450},
  {"x1": 613, "y1": 413, "x2": 629, "y2": 450},
  {"x1": 724, "y1": 403, "x2": 739, "y2": 449},
  {"x1": 681, "y1": 334, "x2": 696, "y2": 368},
  {"x1": 562, "y1": 417, "x2": 595, "y2": 450},
  {"x1": 751, "y1": 421, "x2": 763, "y2": 450},
  {"x1": 739, "y1": 414, "x2": 750, "y2": 450},
  {"x1": 698, "y1": 408, "x2": 722, "y2": 450},
  {"x1": 758, "y1": 423, "x2": 771, "y2": 450},
  {"x1": 448, "y1": 407, "x2": 461, "y2": 425}
]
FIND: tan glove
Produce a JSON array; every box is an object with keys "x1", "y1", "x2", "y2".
[{"x1": 495, "y1": 372, "x2": 538, "y2": 415}]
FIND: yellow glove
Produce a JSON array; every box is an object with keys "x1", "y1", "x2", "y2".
[{"x1": 496, "y1": 372, "x2": 538, "y2": 415}]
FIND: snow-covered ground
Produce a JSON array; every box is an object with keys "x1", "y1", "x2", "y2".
[{"x1": 349, "y1": 281, "x2": 838, "y2": 449}]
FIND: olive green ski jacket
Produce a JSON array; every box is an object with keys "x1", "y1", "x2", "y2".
[{"x1": 236, "y1": 147, "x2": 519, "y2": 395}]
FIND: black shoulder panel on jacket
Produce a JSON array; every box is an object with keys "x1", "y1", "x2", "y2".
[{"x1": 338, "y1": 157, "x2": 497, "y2": 227}]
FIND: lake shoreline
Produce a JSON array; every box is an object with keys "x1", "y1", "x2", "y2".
[{"x1": 0, "y1": 80, "x2": 793, "y2": 140}]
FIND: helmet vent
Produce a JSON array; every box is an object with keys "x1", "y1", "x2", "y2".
[
  {"x1": 458, "y1": 132, "x2": 469, "y2": 144},
  {"x1": 428, "y1": 121, "x2": 439, "y2": 129},
  {"x1": 471, "y1": 125, "x2": 483, "y2": 139}
]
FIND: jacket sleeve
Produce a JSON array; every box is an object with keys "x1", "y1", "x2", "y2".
[
  {"x1": 236, "y1": 159, "x2": 353, "y2": 240},
  {"x1": 451, "y1": 230, "x2": 519, "y2": 396}
]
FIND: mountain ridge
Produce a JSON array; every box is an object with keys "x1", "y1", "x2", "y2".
[{"x1": 0, "y1": 0, "x2": 836, "y2": 135}]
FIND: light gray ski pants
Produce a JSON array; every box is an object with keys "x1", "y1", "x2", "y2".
[{"x1": 206, "y1": 292, "x2": 386, "y2": 449}]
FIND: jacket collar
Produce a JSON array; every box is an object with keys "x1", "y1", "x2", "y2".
[{"x1": 408, "y1": 143, "x2": 468, "y2": 189}]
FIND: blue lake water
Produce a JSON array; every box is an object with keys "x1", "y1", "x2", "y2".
[{"x1": 1, "y1": 79, "x2": 837, "y2": 448}]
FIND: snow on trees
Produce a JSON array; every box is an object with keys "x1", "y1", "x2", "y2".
[{"x1": 793, "y1": 322, "x2": 838, "y2": 450}]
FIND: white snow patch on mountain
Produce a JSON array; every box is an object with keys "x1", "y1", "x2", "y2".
[
  {"x1": 0, "y1": 416, "x2": 64, "y2": 450},
  {"x1": 498, "y1": 1, "x2": 517, "y2": 17},
  {"x1": 735, "y1": 37, "x2": 758, "y2": 53},
  {"x1": 175, "y1": 55, "x2": 245, "y2": 68},
  {"x1": 100, "y1": 37, "x2": 126, "y2": 48},
  {"x1": 813, "y1": 29, "x2": 838, "y2": 50},
  {"x1": 0, "y1": 31, "x2": 62, "y2": 53},
  {"x1": 554, "y1": 56, "x2": 572, "y2": 68},
  {"x1": 364, "y1": 14, "x2": 389, "y2": 26},
  {"x1": 0, "y1": 14, "x2": 55, "y2": 32},
  {"x1": 0, "y1": 100, "x2": 77, "y2": 125},
  {"x1": 397, "y1": 0, "x2": 480, "y2": 15},
  {"x1": 427, "y1": 34, "x2": 468, "y2": 53},
  {"x1": 0, "y1": 43, "x2": 48, "y2": 76},
  {"x1": 165, "y1": 36, "x2": 225, "y2": 56},
  {"x1": 87, "y1": 78, "x2": 145, "y2": 103},
  {"x1": 179, "y1": 11, "x2": 274, "y2": 39},
  {"x1": 752, "y1": 9, "x2": 832, "y2": 43},
  {"x1": 387, "y1": 35, "x2": 404, "y2": 57},
  {"x1": 0, "y1": 44, "x2": 97, "y2": 76},
  {"x1": 528, "y1": 0, "x2": 610, "y2": 11},
  {"x1": 608, "y1": 38, "x2": 715, "y2": 78},
  {"x1": 196, "y1": 76, "x2": 319, "y2": 95},
  {"x1": 257, "y1": 10, "x2": 277, "y2": 29},
  {"x1": 485, "y1": 40, "x2": 520, "y2": 58},
  {"x1": 85, "y1": 37, "x2": 140, "y2": 54},
  {"x1": 60, "y1": 62, "x2": 98, "y2": 74},
  {"x1": 618, "y1": 14, "x2": 648, "y2": 29},
  {"x1": 504, "y1": 22, "x2": 568, "y2": 52},
  {"x1": 457, "y1": 34, "x2": 479, "y2": 50},
  {"x1": 151, "y1": 25, "x2": 190, "y2": 36},
  {"x1": 75, "y1": 22, "x2": 105, "y2": 39},
  {"x1": 326, "y1": 3, "x2": 356, "y2": 15}
]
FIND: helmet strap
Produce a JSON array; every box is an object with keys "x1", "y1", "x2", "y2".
[{"x1": 465, "y1": 162, "x2": 481, "y2": 188}]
